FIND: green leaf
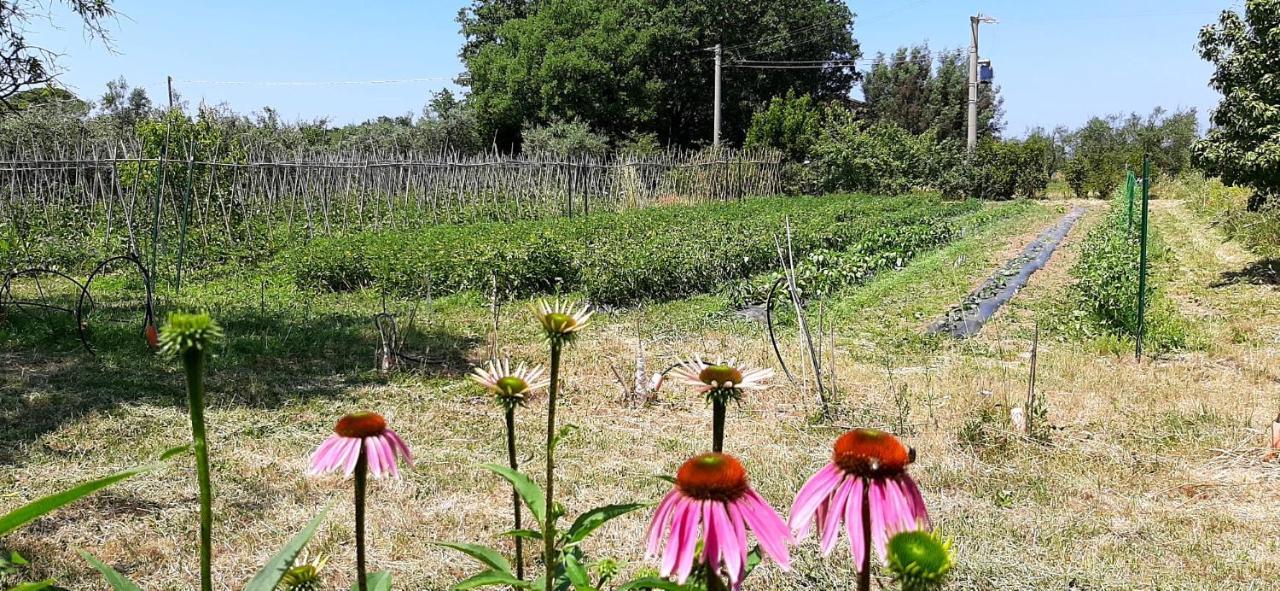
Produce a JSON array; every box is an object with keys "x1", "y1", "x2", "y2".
[
  {"x1": 0, "y1": 445, "x2": 188, "y2": 537},
  {"x1": 77, "y1": 551, "x2": 142, "y2": 591},
  {"x1": 434, "y1": 542, "x2": 512, "y2": 575},
  {"x1": 564, "y1": 503, "x2": 646, "y2": 546},
  {"x1": 8, "y1": 579, "x2": 57, "y2": 591},
  {"x1": 615, "y1": 577, "x2": 686, "y2": 591},
  {"x1": 651, "y1": 475, "x2": 676, "y2": 485},
  {"x1": 352, "y1": 571, "x2": 392, "y2": 591},
  {"x1": 242, "y1": 502, "x2": 332, "y2": 591},
  {"x1": 451, "y1": 569, "x2": 532, "y2": 590},
  {"x1": 500, "y1": 528, "x2": 544, "y2": 541},
  {"x1": 480, "y1": 464, "x2": 547, "y2": 525},
  {"x1": 562, "y1": 555, "x2": 595, "y2": 591}
]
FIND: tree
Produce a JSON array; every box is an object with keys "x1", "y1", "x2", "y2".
[
  {"x1": 99, "y1": 77, "x2": 153, "y2": 130},
  {"x1": 0, "y1": 1, "x2": 116, "y2": 107},
  {"x1": 459, "y1": 0, "x2": 859, "y2": 150},
  {"x1": 861, "y1": 46, "x2": 1003, "y2": 141},
  {"x1": 1193, "y1": 0, "x2": 1280, "y2": 209},
  {"x1": 744, "y1": 91, "x2": 822, "y2": 161}
]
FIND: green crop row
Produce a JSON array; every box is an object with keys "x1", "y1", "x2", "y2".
[
  {"x1": 279, "y1": 194, "x2": 987, "y2": 305},
  {"x1": 1070, "y1": 189, "x2": 1186, "y2": 352}
]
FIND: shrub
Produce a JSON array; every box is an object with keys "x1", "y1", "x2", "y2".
[
  {"x1": 745, "y1": 91, "x2": 823, "y2": 162},
  {"x1": 812, "y1": 119, "x2": 930, "y2": 195}
]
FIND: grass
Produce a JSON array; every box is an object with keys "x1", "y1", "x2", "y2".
[{"x1": 3, "y1": 194, "x2": 1280, "y2": 590}]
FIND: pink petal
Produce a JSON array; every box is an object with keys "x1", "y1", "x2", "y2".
[
  {"x1": 897, "y1": 475, "x2": 930, "y2": 528},
  {"x1": 868, "y1": 480, "x2": 890, "y2": 561},
  {"x1": 674, "y1": 500, "x2": 701, "y2": 583},
  {"x1": 366, "y1": 437, "x2": 385, "y2": 478},
  {"x1": 702, "y1": 501, "x2": 720, "y2": 576},
  {"x1": 844, "y1": 478, "x2": 866, "y2": 571},
  {"x1": 342, "y1": 438, "x2": 363, "y2": 477},
  {"x1": 736, "y1": 491, "x2": 791, "y2": 571},
  {"x1": 661, "y1": 497, "x2": 692, "y2": 578},
  {"x1": 385, "y1": 429, "x2": 414, "y2": 467},
  {"x1": 789, "y1": 463, "x2": 844, "y2": 537},
  {"x1": 820, "y1": 477, "x2": 855, "y2": 555},
  {"x1": 710, "y1": 501, "x2": 742, "y2": 585},
  {"x1": 646, "y1": 490, "x2": 681, "y2": 558},
  {"x1": 377, "y1": 435, "x2": 400, "y2": 479}
]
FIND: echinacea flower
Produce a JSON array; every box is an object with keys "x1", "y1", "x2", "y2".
[
  {"x1": 670, "y1": 357, "x2": 773, "y2": 402},
  {"x1": 470, "y1": 359, "x2": 549, "y2": 408},
  {"x1": 789, "y1": 429, "x2": 929, "y2": 568},
  {"x1": 885, "y1": 529, "x2": 953, "y2": 591},
  {"x1": 646, "y1": 453, "x2": 791, "y2": 588},
  {"x1": 277, "y1": 550, "x2": 328, "y2": 591},
  {"x1": 309, "y1": 412, "x2": 414, "y2": 479},
  {"x1": 531, "y1": 298, "x2": 592, "y2": 343}
]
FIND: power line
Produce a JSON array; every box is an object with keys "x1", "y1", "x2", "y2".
[{"x1": 176, "y1": 76, "x2": 455, "y2": 87}]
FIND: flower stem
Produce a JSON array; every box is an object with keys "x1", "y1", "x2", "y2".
[
  {"x1": 858, "y1": 476, "x2": 871, "y2": 591},
  {"x1": 505, "y1": 405, "x2": 524, "y2": 580},
  {"x1": 543, "y1": 340, "x2": 562, "y2": 591},
  {"x1": 711, "y1": 397, "x2": 726, "y2": 453},
  {"x1": 355, "y1": 440, "x2": 368, "y2": 591},
  {"x1": 182, "y1": 347, "x2": 214, "y2": 591},
  {"x1": 706, "y1": 564, "x2": 727, "y2": 591}
]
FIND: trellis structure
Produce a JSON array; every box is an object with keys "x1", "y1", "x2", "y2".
[{"x1": 0, "y1": 143, "x2": 784, "y2": 273}]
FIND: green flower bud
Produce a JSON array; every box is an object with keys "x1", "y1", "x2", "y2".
[
  {"x1": 158, "y1": 312, "x2": 224, "y2": 357},
  {"x1": 886, "y1": 529, "x2": 954, "y2": 591}
]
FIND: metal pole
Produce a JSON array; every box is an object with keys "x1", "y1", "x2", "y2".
[
  {"x1": 713, "y1": 43, "x2": 722, "y2": 148},
  {"x1": 1126, "y1": 170, "x2": 1136, "y2": 230},
  {"x1": 167, "y1": 75, "x2": 174, "y2": 111},
  {"x1": 967, "y1": 17, "x2": 979, "y2": 153},
  {"x1": 1135, "y1": 154, "x2": 1151, "y2": 359}
]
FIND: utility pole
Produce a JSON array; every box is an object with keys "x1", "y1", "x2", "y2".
[
  {"x1": 968, "y1": 14, "x2": 996, "y2": 153},
  {"x1": 713, "y1": 43, "x2": 722, "y2": 148},
  {"x1": 167, "y1": 75, "x2": 174, "y2": 111}
]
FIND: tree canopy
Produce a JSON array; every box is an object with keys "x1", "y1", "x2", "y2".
[
  {"x1": 860, "y1": 45, "x2": 1003, "y2": 141},
  {"x1": 1193, "y1": 0, "x2": 1280, "y2": 208},
  {"x1": 457, "y1": 0, "x2": 859, "y2": 150},
  {"x1": 0, "y1": 1, "x2": 116, "y2": 107}
]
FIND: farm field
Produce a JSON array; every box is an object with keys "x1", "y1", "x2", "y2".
[{"x1": 4, "y1": 189, "x2": 1279, "y2": 590}]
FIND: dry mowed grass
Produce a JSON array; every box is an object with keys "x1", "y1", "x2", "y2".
[{"x1": 2, "y1": 200, "x2": 1279, "y2": 590}]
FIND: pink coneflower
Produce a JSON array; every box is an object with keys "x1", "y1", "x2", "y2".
[
  {"x1": 669, "y1": 357, "x2": 774, "y2": 453},
  {"x1": 789, "y1": 429, "x2": 928, "y2": 590},
  {"x1": 646, "y1": 453, "x2": 792, "y2": 589},
  {"x1": 309, "y1": 412, "x2": 414, "y2": 479},
  {"x1": 470, "y1": 359, "x2": 549, "y2": 409},
  {"x1": 309, "y1": 412, "x2": 413, "y2": 591}
]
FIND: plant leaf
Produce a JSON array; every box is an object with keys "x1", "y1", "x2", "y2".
[
  {"x1": 480, "y1": 464, "x2": 546, "y2": 525},
  {"x1": 352, "y1": 571, "x2": 392, "y2": 591},
  {"x1": 500, "y1": 528, "x2": 544, "y2": 541},
  {"x1": 78, "y1": 551, "x2": 142, "y2": 591},
  {"x1": 564, "y1": 503, "x2": 646, "y2": 546},
  {"x1": 451, "y1": 569, "x2": 533, "y2": 590},
  {"x1": 0, "y1": 445, "x2": 187, "y2": 537},
  {"x1": 433, "y1": 542, "x2": 512, "y2": 575},
  {"x1": 615, "y1": 577, "x2": 685, "y2": 591},
  {"x1": 8, "y1": 579, "x2": 57, "y2": 591},
  {"x1": 242, "y1": 502, "x2": 332, "y2": 591},
  {"x1": 561, "y1": 555, "x2": 595, "y2": 591}
]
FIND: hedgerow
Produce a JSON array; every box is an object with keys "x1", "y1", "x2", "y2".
[{"x1": 280, "y1": 194, "x2": 989, "y2": 305}]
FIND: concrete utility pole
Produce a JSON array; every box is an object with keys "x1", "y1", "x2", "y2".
[
  {"x1": 713, "y1": 43, "x2": 722, "y2": 148},
  {"x1": 967, "y1": 14, "x2": 996, "y2": 153},
  {"x1": 167, "y1": 75, "x2": 174, "y2": 111}
]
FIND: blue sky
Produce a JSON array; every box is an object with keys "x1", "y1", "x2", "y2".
[{"x1": 31, "y1": 0, "x2": 1236, "y2": 136}]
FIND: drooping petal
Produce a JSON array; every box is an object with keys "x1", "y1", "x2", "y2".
[
  {"x1": 673, "y1": 500, "x2": 701, "y2": 583},
  {"x1": 789, "y1": 463, "x2": 844, "y2": 537},
  {"x1": 646, "y1": 490, "x2": 681, "y2": 558},
  {"x1": 384, "y1": 429, "x2": 414, "y2": 467},
  {"x1": 710, "y1": 500, "x2": 742, "y2": 585},
  {"x1": 844, "y1": 477, "x2": 866, "y2": 571},
  {"x1": 868, "y1": 479, "x2": 890, "y2": 561},
  {"x1": 737, "y1": 490, "x2": 791, "y2": 571},
  {"x1": 820, "y1": 476, "x2": 856, "y2": 555},
  {"x1": 661, "y1": 497, "x2": 692, "y2": 578},
  {"x1": 702, "y1": 501, "x2": 720, "y2": 577},
  {"x1": 342, "y1": 437, "x2": 363, "y2": 477},
  {"x1": 897, "y1": 474, "x2": 930, "y2": 528}
]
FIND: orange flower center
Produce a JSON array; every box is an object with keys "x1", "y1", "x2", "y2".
[
  {"x1": 699, "y1": 364, "x2": 743, "y2": 388},
  {"x1": 335, "y1": 412, "x2": 387, "y2": 438},
  {"x1": 832, "y1": 428, "x2": 913, "y2": 478},
  {"x1": 675, "y1": 452, "x2": 749, "y2": 502}
]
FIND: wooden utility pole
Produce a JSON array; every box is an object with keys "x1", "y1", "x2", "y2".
[{"x1": 713, "y1": 44, "x2": 722, "y2": 148}]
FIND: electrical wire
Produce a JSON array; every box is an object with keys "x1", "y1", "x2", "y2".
[{"x1": 177, "y1": 76, "x2": 455, "y2": 87}]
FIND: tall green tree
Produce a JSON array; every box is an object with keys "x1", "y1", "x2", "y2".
[
  {"x1": 459, "y1": 0, "x2": 859, "y2": 150},
  {"x1": 0, "y1": 1, "x2": 116, "y2": 107},
  {"x1": 1193, "y1": 0, "x2": 1280, "y2": 209},
  {"x1": 861, "y1": 46, "x2": 1003, "y2": 141}
]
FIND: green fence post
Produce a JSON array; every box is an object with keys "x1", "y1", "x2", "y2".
[
  {"x1": 1135, "y1": 155, "x2": 1150, "y2": 359},
  {"x1": 1126, "y1": 170, "x2": 1136, "y2": 230}
]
